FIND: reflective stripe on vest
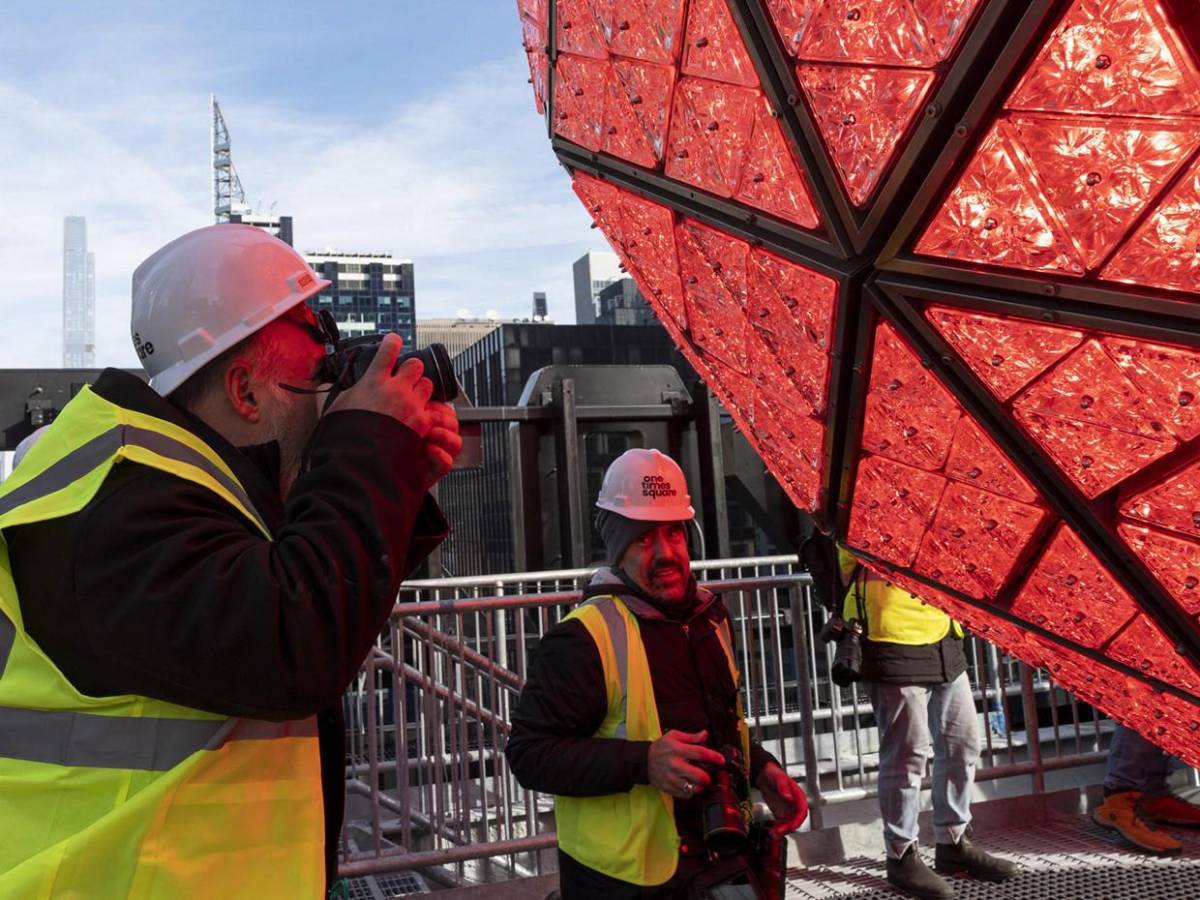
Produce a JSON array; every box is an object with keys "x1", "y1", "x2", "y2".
[
  {"x1": 0, "y1": 385, "x2": 322, "y2": 899},
  {"x1": 554, "y1": 594, "x2": 751, "y2": 887},
  {"x1": 838, "y1": 548, "x2": 962, "y2": 644}
]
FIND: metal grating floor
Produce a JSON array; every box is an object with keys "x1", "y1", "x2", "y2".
[{"x1": 784, "y1": 815, "x2": 1200, "y2": 899}]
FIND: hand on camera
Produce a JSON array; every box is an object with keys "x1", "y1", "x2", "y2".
[
  {"x1": 326, "y1": 334, "x2": 433, "y2": 436},
  {"x1": 647, "y1": 729, "x2": 726, "y2": 800},
  {"x1": 422, "y1": 401, "x2": 462, "y2": 489},
  {"x1": 755, "y1": 762, "x2": 808, "y2": 835}
]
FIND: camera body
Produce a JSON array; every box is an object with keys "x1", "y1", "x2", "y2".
[
  {"x1": 700, "y1": 743, "x2": 750, "y2": 857},
  {"x1": 319, "y1": 335, "x2": 459, "y2": 404},
  {"x1": 820, "y1": 614, "x2": 865, "y2": 687}
]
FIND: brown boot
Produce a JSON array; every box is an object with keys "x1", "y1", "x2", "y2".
[
  {"x1": 887, "y1": 845, "x2": 955, "y2": 899},
  {"x1": 934, "y1": 835, "x2": 1019, "y2": 882},
  {"x1": 1139, "y1": 793, "x2": 1200, "y2": 828},
  {"x1": 1093, "y1": 791, "x2": 1182, "y2": 856}
]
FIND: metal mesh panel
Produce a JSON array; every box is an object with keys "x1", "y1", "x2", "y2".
[{"x1": 783, "y1": 815, "x2": 1200, "y2": 899}]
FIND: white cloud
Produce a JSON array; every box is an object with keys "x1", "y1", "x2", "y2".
[{"x1": 0, "y1": 29, "x2": 605, "y2": 371}]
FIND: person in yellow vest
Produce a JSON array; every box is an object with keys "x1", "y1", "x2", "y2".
[
  {"x1": 507, "y1": 449, "x2": 807, "y2": 898},
  {"x1": 839, "y1": 550, "x2": 1018, "y2": 898},
  {"x1": 0, "y1": 224, "x2": 461, "y2": 898}
]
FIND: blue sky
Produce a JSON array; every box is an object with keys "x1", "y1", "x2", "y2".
[{"x1": 0, "y1": 1, "x2": 603, "y2": 367}]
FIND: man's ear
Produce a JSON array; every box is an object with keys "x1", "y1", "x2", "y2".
[{"x1": 224, "y1": 360, "x2": 261, "y2": 423}]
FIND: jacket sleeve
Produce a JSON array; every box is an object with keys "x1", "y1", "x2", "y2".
[
  {"x1": 62, "y1": 409, "x2": 447, "y2": 721},
  {"x1": 505, "y1": 618, "x2": 651, "y2": 796}
]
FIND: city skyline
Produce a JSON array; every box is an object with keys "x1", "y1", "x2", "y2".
[{"x1": 0, "y1": 3, "x2": 610, "y2": 369}]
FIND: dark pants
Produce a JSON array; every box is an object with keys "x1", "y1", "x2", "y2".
[{"x1": 557, "y1": 849, "x2": 755, "y2": 899}]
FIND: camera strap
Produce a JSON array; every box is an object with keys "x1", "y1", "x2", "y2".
[{"x1": 852, "y1": 566, "x2": 868, "y2": 638}]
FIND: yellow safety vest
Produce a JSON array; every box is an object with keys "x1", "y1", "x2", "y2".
[
  {"x1": 554, "y1": 593, "x2": 752, "y2": 886},
  {"x1": 0, "y1": 385, "x2": 324, "y2": 899},
  {"x1": 839, "y1": 548, "x2": 963, "y2": 645}
]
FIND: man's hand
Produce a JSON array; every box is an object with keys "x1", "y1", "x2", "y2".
[
  {"x1": 647, "y1": 729, "x2": 725, "y2": 800},
  {"x1": 422, "y1": 401, "x2": 462, "y2": 489},
  {"x1": 755, "y1": 762, "x2": 808, "y2": 835},
  {"x1": 326, "y1": 334, "x2": 433, "y2": 437}
]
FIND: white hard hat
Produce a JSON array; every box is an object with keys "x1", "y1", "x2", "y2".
[
  {"x1": 131, "y1": 224, "x2": 331, "y2": 396},
  {"x1": 596, "y1": 448, "x2": 695, "y2": 522}
]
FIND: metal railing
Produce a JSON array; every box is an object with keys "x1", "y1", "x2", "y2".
[{"x1": 337, "y1": 556, "x2": 1115, "y2": 886}]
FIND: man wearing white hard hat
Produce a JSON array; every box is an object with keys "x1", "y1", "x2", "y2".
[
  {"x1": 508, "y1": 448, "x2": 807, "y2": 898},
  {"x1": 0, "y1": 224, "x2": 460, "y2": 898}
]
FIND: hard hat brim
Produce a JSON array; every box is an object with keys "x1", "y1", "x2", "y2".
[
  {"x1": 594, "y1": 499, "x2": 696, "y2": 522},
  {"x1": 151, "y1": 275, "x2": 331, "y2": 397}
]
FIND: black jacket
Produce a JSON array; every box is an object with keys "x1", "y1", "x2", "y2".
[
  {"x1": 5, "y1": 369, "x2": 447, "y2": 888},
  {"x1": 505, "y1": 569, "x2": 778, "y2": 863}
]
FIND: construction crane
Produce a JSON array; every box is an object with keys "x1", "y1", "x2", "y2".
[{"x1": 210, "y1": 94, "x2": 247, "y2": 223}]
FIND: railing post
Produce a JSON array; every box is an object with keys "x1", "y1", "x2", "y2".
[
  {"x1": 789, "y1": 581, "x2": 824, "y2": 830},
  {"x1": 1019, "y1": 663, "x2": 1045, "y2": 794}
]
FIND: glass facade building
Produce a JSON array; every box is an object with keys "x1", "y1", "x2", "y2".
[{"x1": 304, "y1": 252, "x2": 416, "y2": 348}]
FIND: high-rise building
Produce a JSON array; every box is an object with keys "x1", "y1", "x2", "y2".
[
  {"x1": 62, "y1": 216, "x2": 95, "y2": 368},
  {"x1": 416, "y1": 317, "x2": 505, "y2": 359},
  {"x1": 572, "y1": 251, "x2": 622, "y2": 324},
  {"x1": 304, "y1": 252, "x2": 416, "y2": 348},
  {"x1": 532, "y1": 291, "x2": 548, "y2": 320},
  {"x1": 229, "y1": 212, "x2": 293, "y2": 246},
  {"x1": 596, "y1": 277, "x2": 656, "y2": 326}
]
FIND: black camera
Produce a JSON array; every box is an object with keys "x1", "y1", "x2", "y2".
[
  {"x1": 700, "y1": 744, "x2": 749, "y2": 857},
  {"x1": 320, "y1": 335, "x2": 458, "y2": 404},
  {"x1": 820, "y1": 614, "x2": 864, "y2": 687}
]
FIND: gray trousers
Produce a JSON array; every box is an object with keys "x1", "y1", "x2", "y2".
[{"x1": 867, "y1": 672, "x2": 981, "y2": 859}]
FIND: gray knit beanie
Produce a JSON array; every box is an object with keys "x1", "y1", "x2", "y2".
[{"x1": 597, "y1": 510, "x2": 660, "y2": 566}]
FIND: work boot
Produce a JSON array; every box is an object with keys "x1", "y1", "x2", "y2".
[
  {"x1": 886, "y1": 845, "x2": 955, "y2": 899},
  {"x1": 1139, "y1": 793, "x2": 1200, "y2": 828},
  {"x1": 934, "y1": 834, "x2": 1019, "y2": 882},
  {"x1": 1092, "y1": 791, "x2": 1182, "y2": 856}
]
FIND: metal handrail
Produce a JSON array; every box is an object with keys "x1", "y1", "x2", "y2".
[{"x1": 340, "y1": 561, "x2": 1115, "y2": 887}]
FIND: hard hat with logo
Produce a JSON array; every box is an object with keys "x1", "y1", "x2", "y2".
[
  {"x1": 131, "y1": 224, "x2": 331, "y2": 396},
  {"x1": 595, "y1": 448, "x2": 695, "y2": 522}
]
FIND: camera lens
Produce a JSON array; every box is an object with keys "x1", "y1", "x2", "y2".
[
  {"x1": 345, "y1": 341, "x2": 459, "y2": 403},
  {"x1": 701, "y1": 764, "x2": 748, "y2": 856}
]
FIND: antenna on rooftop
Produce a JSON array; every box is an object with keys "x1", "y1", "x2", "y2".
[{"x1": 211, "y1": 94, "x2": 247, "y2": 223}]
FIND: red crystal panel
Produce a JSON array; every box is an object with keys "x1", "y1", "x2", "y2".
[
  {"x1": 745, "y1": 248, "x2": 837, "y2": 415},
  {"x1": 1011, "y1": 116, "x2": 1200, "y2": 271},
  {"x1": 1012, "y1": 340, "x2": 1178, "y2": 497},
  {"x1": 913, "y1": 481, "x2": 1047, "y2": 600},
  {"x1": 1028, "y1": 634, "x2": 1200, "y2": 766},
  {"x1": 944, "y1": 417, "x2": 1038, "y2": 504},
  {"x1": 1121, "y1": 458, "x2": 1200, "y2": 541},
  {"x1": 1108, "y1": 615, "x2": 1200, "y2": 697},
  {"x1": 1104, "y1": 156, "x2": 1200, "y2": 293},
  {"x1": 665, "y1": 77, "x2": 759, "y2": 196},
  {"x1": 676, "y1": 219, "x2": 751, "y2": 372},
  {"x1": 734, "y1": 100, "x2": 821, "y2": 228},
  {"x1": 1103, "y1": 336, "x2": 1200, "y2": 441},
  {"x1": 915, "y1": 123, "x2": 1081, "y2": 273},
  {"x1": 1009, "y1": 0, "x2": 1200, "y2": 118},
  {"x1": 605, "y1": 58, "x2": 677, "y2": 166},
  {"x1": 861, "y1": 322, "x2": 962, "y2": 471},
  {"x1": 554, "y1": 53, "x2": 607, "y2": 151},
  {"x1": 1118, "y1": 523, "x2": 1200, "y2": 620},
  {"x1": 927, "y1": 306, "x2": 1084, "y2": 402},
  {"x1": 799, "y1": 65, "x2": 935, "y2": 206},
  {"x1": 1009, "y1": 525, "x2": 1139, "y2": 649},
  {"x1": 915, "y1": 0, "x2": 983, "y2": 62},
  {"x1": 798, "y1": 0, "x2": 936, "y2": 67},
  {"x1": 763, "y1": 0, "x2": 817, "y2": 58},
  {"x1": 518, "y1": 0, "x2": 550, "y2": 114},
  {"x1": 681, "y1": 0, "x2": 758, "y2": 87},
  {"x1": 846, "y1": 454, "x2": 946, "y2": 567},
  {"x1": 603, "y1": 0, "x2": 688, "y2": 64},
  {"x1": 556, "y1": 0, "x2": 608, "y2": 59}
]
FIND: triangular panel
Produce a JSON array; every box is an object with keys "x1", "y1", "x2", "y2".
[
  {"x1": 1008, "y1": 524, "x2": 1139, "y2": 649},
  {"x1": 676, "y1": 218, "x2": 752, "y2": 372},
  {"x1": 1108, "y1": 615, "x2": 1200, "y2": 697},
  {"x1": 1118, "y1": 523, "x2": 1200, "y2": 619},
  {"x1": 1103, "y1": 156, "x2": 1200, "y2": 293},
  {"x1": 605, "y1": 58, "x2": 677, "y2": 166},
  {"x1": 799, "y1": 65, "x2": 935, "y2": 207},
  {"x1": 664, "y1": 77, "x2": 760, "y2": 196},
  {"x1": 1011, "y1": 116, "x2": 1200, "y2": 271},
  {"x1": 914, "y1": 123, "x2": 1082, "y2": 274},
  {"x1": 1120, "y1": 457, "x2": 1200, "y2": 541},
  {"x1": 681, "y1": 0, "x2": 759, "y2": 86},
  {"x1": 557, "y1": 0, "x2": 609, "y2": 59},
  {"x1": 554, "y1": 53, "x2": 607, "y2": 151},
  {"x1": 518, "y1": 0, "x2": 550, "y2": 114},
  {"x1": 1008, "y1": 0, "x2": 1200, "y2": 118},
  {"x1": 799, "y1": 0, "x2": 936, "y2": 66},
  {"x1": 734, "y1": 99, "x2": 821, "y2": 227},
  {"x1": 603, "y1": 0, "x2": 689, "y2": 64},
  {"x1": 927, "y1": 306, "x2": 1084, "y2": 402}
]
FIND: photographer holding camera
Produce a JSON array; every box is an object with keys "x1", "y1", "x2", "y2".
[
  {"x1": 0, "y1": 225, "x2": 461, "y2": 898},
  {"x1": 507, "y1": 450, "x2": 807, "y2": 899},
  {"x1": 834, "y1": 549, "x2": 1018, "y2": 899}
]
